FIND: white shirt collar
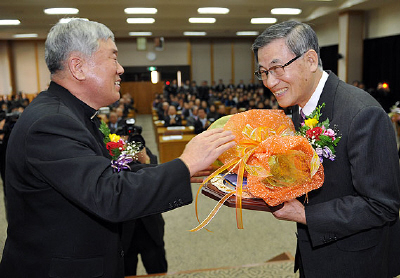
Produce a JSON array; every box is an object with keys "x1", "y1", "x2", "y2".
[{"x1": 300, "y1": 71, "x2": 329, "y2": 116}]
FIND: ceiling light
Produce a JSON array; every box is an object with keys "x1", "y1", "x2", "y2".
[
  {"x1": 189, "y1": 18, "x2": 216, "y2": 24},
  {"x1": 13, "y1": 33, "x2": 38, "y2": 38},
  {"x1": 59, "y1": 18, "x2": 89, "y2": 24},
  {"x1": 44, "y1": 8, "x2": 79, "y2": 15},
  {"x1": 124, "y1": 8, "x2": 157, "y2": 14},
  {"x1": 251, "y1": 18, "x2": 277, "y2": 24},
  {"x1": 184, "y1": 31, "x2": 207, "y2": 36},
  {"x1": 197, "y1": 7, "x2": 229, "y2": 14},
  {"x1": 271, "y1": 8, "x2": 302, "y2": 15},
  {"x1": 127, "y1": 18, "x2": 155, "y2": 24},
  {"x1": 129, "y1": 32, "x2": 152, "y2": 36},
  {"x1": 0, "y1": 19, "x2": 21, "y2": 25},
  {"x1": 236, "y1": 31, "x2": 259, "y2": 36}
]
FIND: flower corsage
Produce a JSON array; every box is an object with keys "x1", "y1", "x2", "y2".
[
  {"x1": 99, "y1": 121, "x2": 142, "y2": 172},
  {"x1": 297, "y1": 103, "x2": 341, "y2": 162}
]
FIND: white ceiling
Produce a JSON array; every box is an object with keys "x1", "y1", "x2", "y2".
[{"x1": 0, "y1": 0, "x2": 395, "y2": 40}]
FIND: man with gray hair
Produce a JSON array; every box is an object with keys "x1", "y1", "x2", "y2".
[
  {"x1": 0, "y1": 19, "x2": 235, "y2": 277},
  {"x1": 252, "y1": 20, "x2": 400, "y2": 277}
]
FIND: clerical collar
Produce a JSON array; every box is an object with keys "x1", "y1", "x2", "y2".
[
  {"x1": 300, "y1": 71, "x2": 329, "y2": 116},
  {"x1": 90, "y1": 111, "x2": 99, "y2": 121}
]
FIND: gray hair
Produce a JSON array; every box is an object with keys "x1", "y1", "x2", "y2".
[
  {"x1": 45, "y1": 18, "x2": 115, "y2": 74},
  {"x1": 252, "y1": 21, "x2": 323, "y2": 69}
]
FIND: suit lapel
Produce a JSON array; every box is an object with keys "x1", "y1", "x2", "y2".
[
  {"x1": 292, "y1": 105, "x2": 301, "y2": 131},
  {"x1": 317, "y1": 71, "x2": 339, "y2": 123}
]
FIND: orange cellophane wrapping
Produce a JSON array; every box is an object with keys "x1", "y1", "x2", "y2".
[{"x1": 218, "y1": 109, "x2": 324, "y2": 206}]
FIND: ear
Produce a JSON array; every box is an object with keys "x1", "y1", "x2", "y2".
[
  {"x1": 67, "y1": 55, "x2": 86, "y2": 81},
  {"x1": 305, "y1": 49, "x2": 319, "y2": 72}
]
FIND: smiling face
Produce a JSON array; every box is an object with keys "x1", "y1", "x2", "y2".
[
  {"x1": 84, "y1": 38, "x2": 124, "y2": 109},
  {"x1": 257, "y1": 38, "x2": 320, "y2": 108}
]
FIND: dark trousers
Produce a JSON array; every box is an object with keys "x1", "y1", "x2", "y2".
[{"x1": 123, "y1": 217, "x2": 167, "y2": 276}]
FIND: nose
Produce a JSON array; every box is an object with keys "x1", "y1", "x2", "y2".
[
  {"x1": 263, "y1": 74, "x2": 279, "y2": 90},
  {"x1": 117, "y1": 61, "x2": 124, "y2": 75}
]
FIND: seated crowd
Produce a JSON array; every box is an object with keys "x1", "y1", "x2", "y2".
[
  {"x1": 153, "y1": 78, "x2": 282, "y2": 134},
  {"x1": 101, "y1": 93, "x2": 136, "y2": 134}
]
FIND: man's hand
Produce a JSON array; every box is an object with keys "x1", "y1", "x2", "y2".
[
  {"x1": 179, "y1": 128, "x2": 235, "y2": 177},
  {"x1": 137, "y1": 148, "x2": 150, "y2": 164},
  {"x1": 271, "y1": 199, "x2": 307, "y2": 225}
]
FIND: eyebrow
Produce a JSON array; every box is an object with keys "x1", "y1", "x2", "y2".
[
  {"x1": 269, "y1": 58, "x2": 281, "y2": 65},
  {"x1": 259, "y1": 58, "x2": 281, "y2": 70}
]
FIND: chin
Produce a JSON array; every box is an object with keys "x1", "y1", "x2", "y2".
[{"x1": 276, "y1": 100, "x2": 290, "y2": 108}]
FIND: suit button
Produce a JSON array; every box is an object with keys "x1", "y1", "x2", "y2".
[{"x1": 120, "y1": 250, "x2": 124, "y2": 257}]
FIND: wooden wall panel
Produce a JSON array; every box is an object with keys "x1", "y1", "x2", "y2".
[{"x1": 120, "y1": 81, "x2": 164, "y2": 114}]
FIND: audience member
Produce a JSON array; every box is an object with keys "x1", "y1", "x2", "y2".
[
  {"x1": 108, "y1": 111, "x2": 119, "y2": 133},
  {"x1": 189, "y1": 81, "x2": 198, "y2": 98},
  {"x1": 198, "y1": 81, "x2": 210, "y2": 102},
  {"x1": 229, "y1": 107, "x2": 238, "y2": 115},
  {"x1": 207, "y1": 104, "x2": 219, "y2": 123},
  {"x1": 163, "y1": 105, "x2": 182, "y2": 127},
  {"x1": 216, "y1": 104, "x2": 226, "y2": 119},
  {"x1": 193, "y1": 107, "x2": 210, "y2": 134},
  {"x1": 237, "y1": 79, "x2": 246, "y2": 90},
  {"x1": 157, "y1": 102, "x2": 169, "y2": 121},
  {"x1": 215, "y1": 79, "x2": 225, "y2": 92},
  {"x1": 185, "y1": 106, "x2": 198, "y2": 127},
  {"x1": 224, "y1": 95, "x2": 236, "y2": 107}
]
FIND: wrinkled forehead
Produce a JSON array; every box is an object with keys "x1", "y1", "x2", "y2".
[{"x1": 257, "y1": 39, "x2": 292, "y2": 68}]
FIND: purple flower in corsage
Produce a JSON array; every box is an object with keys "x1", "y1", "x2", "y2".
[{"x1": 297, "y1": 103, "x2": 341, "y2": 162}]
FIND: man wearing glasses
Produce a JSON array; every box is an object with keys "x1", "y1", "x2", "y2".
[{"x1": 252, "y1": 21, "x2": 400, "y2": 277}]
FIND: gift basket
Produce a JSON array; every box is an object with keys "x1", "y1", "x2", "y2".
[{"x1": 190, "y1": 109, "x2": 326, "y2": 231}]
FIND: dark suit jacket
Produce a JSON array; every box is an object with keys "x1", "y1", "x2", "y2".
[
  {"x1": 292, "y1": 72, "x2": 400, "y2": 277},
  {"x1": 193, "y1": 118, "x2": 209, "y2": 134},
  {"x1": 0, "y1": 82, "x2": 193, "y2": 278},
  {"x1": 108, "y1": 122, "x2": 119, "y2": 134},
  {"x1": 163, "y1": 115, "x2": 182, "y2": 127}
]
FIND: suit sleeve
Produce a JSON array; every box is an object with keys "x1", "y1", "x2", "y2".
[
  {"x1": 25, "y1": 113, "x2": 193, "y2": 223},
  {"x1": 306, "y1": 105, "x2": 400, "y2": 247}
]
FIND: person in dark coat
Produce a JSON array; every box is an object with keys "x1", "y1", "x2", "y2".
[
  {"x1": 163, "y1": 105, "x2": 182, "y2": 127},
  {"x1": 252, "y1": 20, "x2": 400, "y2": 278},
  {"x1": 193, "y1": 107, "x2": 210, "y2": 134},
  {"x1": 0, "y1": 18, "x2": 235, "y2": 278}
]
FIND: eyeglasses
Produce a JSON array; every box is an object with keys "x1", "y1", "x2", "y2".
[{"x1": 254, "y1": 53, "x2": 304, "y2": 81}]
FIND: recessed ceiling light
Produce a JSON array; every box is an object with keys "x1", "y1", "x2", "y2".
[
  {"x1": 251, "y1": 18, "x2": 277, "y2": 24},
  {"x1": 0, "y1": 19, "x2": 21, "y2": 25},
  {"x1": 13, "y1": 33, "x2": 38, "y2": 38},
  {"x1": 236, "y1": 31, "x2": 259, "y2": 36},
  {"x1": 127, "y1": 18, "x2": 155, "y2": 24},
  {"x1": 197, "y1": 7, "x2": 229, "y2": 14},
  {"x1": 183, "y1": 31, "x2": 207, "y2": 36},
  {"x1": 271, "y1": 8, "x2": 302, "y2": 15},
  {"x1": 59, "y1": 18, "x2": 89, "y2": 24},
  {"x1": 124, "y1": 8, "x2": 157, "y2": 14},
  {"x1": 44, "y1": 8, "x2": 79, "y2": 15},
  {"x1": 188, "y1": 18, "x2": 216, "y2": 24},
  {"x1": 129, "y1": 32, "x2": 153, "y2": 36}
]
